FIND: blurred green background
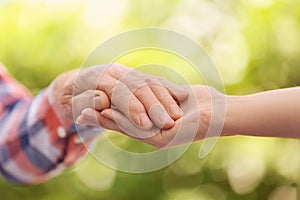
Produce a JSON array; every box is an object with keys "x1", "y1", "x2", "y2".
[{"x1": 0, "y1": 0, "x2": 300, "y2": 199}]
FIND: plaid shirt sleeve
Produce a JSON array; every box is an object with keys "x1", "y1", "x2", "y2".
[{"x1": 0, "y1": 65, "x2": 103, "y2": 184}]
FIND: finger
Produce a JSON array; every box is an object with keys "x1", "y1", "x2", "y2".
[
  {"x1": 129, "y1": 70, "x2": 189, "y2": 102},
  {"x1": 73, "y1": 65, "x2": 108, "y2": 95},
  {"x1": 80, "y1": 108, "x2": 122, "y2": 131},
  {"x1": 149, "y1": 83, "x2": 183, "y2": 120},
  {"x1": 159, "y1": 78, "x2": 189, "y2": 102},
  {"x1": 100, "y1": 64, "x2": 176, "y2": 129},
  {"x1": 152, "y1": 109, "x2": 199, "y2": 149},
  {"x1": 105, "y1": 63, "x2": 129, "y2": 79},
  {"x1": 116, "y1": 71, "x2": 175, "y2": 129},
  {"x1": 101, "y1": 109, "x2": 159, "y2": 139},
  {"x1": 125, "y1": 70, "x2": 185, "y2": 120},
  {"x1": 98, "y1": 75, "x2": 153, "y2": 130},
  {"x1": 76, "y1": 115, "x2": 101, "y2": 127},
  {"x1": 72, "y1": 90, "x2": 110, "y2": 120},
  {"x1": 88, "y1": 63, "x2": 152, "y2": 129},
  {"x1": 94, "y1": 90, "x2": 110, "y2": 110}
]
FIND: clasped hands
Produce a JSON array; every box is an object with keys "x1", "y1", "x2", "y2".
[{"x1": 50, "y1": 63, "x2": 224, "y2": 148}]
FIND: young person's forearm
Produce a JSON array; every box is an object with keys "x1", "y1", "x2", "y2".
[{"x1": 223, "y1": 87, "x2": 300, "y2": 138}]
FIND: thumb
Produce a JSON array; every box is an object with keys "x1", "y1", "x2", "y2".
[
  {"x1": 72, "y1": 90, "x2": 110, "y2": 120},
  {"x1": 160, "y1": 79, "x2": 189, "y2": 102}
]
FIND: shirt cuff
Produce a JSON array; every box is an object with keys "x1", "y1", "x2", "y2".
[{"x1": 41, "y1": 88, "x2": 103, "y2": 166}]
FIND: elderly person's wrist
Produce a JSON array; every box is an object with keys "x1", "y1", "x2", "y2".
[{"x1": 48, "y1": 70, "x2": 78, "y2": 128}]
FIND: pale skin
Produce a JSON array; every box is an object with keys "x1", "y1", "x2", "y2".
[
  {"x1": 78, "y1": 85, "x2": 300, "y2": 148},
  {"x1": 224, "y1": 87, "x2": 300, "y2": 138}
]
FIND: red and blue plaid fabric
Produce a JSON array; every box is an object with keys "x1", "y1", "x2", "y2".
[{"x1": 0, "y1": 65, "x2": 101, "y2": 184}]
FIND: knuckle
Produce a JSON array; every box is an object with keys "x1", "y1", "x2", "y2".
[
  {"x1": 111, "y1": 85, "x2": 130, "y2": 101},
  {"x1": 107, "y1": 63, "x2": 126, "y2": 76},
  {"x1": 157, "y1": 91, "x2": 171, "y2": 99},
  {"x1": 129, "y1": 68, "x2": 142, "y2": 77},
  {"x1": 104, "y1": 82, "x2": 117, "y2": 97},
  {"x1": 134, "y1": 88, "x2": 150, "y2": 100},
  {"x1": 129, "y1": 79, "x2": 146, "y2": 91},
  {"x1": 108, "y1": 62, "x2": 121, "y2": 69},
  {"x1": 133, "y1": 85, "x2": 153, "y2": 100},
  {"x1": 146, "y1": 78, "x2": 161, "y2": 86}
]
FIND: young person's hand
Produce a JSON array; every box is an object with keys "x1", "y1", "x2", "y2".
[{"x1": 78, "y1": 85, "x2": 226, "y2": 148}]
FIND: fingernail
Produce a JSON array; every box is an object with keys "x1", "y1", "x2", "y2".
[
  {"x1": 159, "y1": 111, "x2": 167, "y2": 124},
  {"x1": 139, "y1": 113, "x2": 152, "y2": 127},
  {"x1": 170, "y1": 104, "x2": 182, "y2": 117},
  {"x1": 159, "y1": 111, "x2": 175, "y2": 129}
]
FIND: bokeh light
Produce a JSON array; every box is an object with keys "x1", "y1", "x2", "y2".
[{"x1": 0, "y1": 0, "x2": 300, "y2": 199}]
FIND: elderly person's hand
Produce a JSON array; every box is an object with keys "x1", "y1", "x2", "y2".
[
  {"x1": 49, "y1": 63, "x2": 188, "y2": 130},
  {"x1": 78, "y1": 85, "x2": 226, "y2": 148}
]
